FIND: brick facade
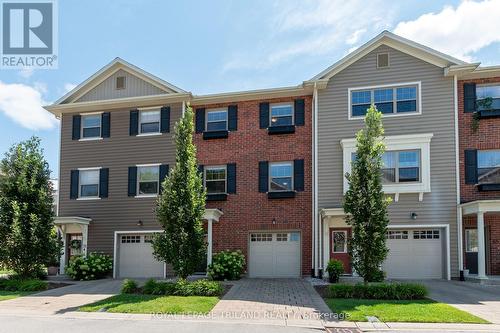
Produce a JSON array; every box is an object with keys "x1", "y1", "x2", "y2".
[
  {"x1": 193, "y1": 96, "x2": 313, "y2": 276},
  {"x1": 458, "y1": 77, "x2": 500, "y2": 274}
]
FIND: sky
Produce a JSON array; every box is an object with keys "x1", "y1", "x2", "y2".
[{"x1": 1, "y1": 0, "x2": 500, "y2": 177}]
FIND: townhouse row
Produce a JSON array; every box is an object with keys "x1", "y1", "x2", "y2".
[{"x1": 45, "y1": 31, "x2": 500, "y2": 280}]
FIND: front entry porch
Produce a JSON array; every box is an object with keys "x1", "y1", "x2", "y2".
[{"x1": 54, "y1": 216, "x2": 91, "y2": 274}]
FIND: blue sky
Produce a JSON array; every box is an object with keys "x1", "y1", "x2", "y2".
[{"x1": 1, "y1": 0, "x2": 500, "y2": 177}]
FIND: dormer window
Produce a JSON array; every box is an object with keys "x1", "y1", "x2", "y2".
[{"x1": 116, "y1": 76, "x2": 126, "y2": 90}]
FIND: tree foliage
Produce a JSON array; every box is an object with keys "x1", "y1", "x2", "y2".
[
  {"x1": 0, "y1": 137, "x2": 61, "y2": 278},
  {"x1": 152, "y1": 105, "x2": 206, "y2": 278},
  {"x1": 343, "y1": 106, "x2": 391, "y2": 283}
]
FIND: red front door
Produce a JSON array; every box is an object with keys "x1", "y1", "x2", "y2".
[{"x1": 330, "y1": 228, "x2": 351, "y2": 274}]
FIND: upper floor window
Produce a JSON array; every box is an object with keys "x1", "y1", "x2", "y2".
[
  {"x1": 139, "y1": 110, "x2": 160, "y2": 134},
  {"x1": 79, "y1": 169, "x2": 99, "y2": 198},
  {"x1": 476, "y1": 84, "x2": 500, "y2": 111},
  {"x1": 137, "y1": 165, "x2": 159, "y2": 195},
  {"x1": 81, "y1": 114, "x2": 101, "y2": 139},
  {"x1": 350, "y1": 83, "x2": 420, "y2": 118},
  {"x1": 270, "y1": 103, "x2": 294, "y2": 127},
  {"x1": 206, "y1": 109, "x2": 227, "y2": 132},
  {"x1": 382, "y1": 150, "x2": 420, "y2": 183},
  {"x1": 269, "y1": 162, "x2": 293, "y2": 192},
  {"x1": 205, "y1": 166, "x2": 226, "y2": 194},
  {"x1": 116, "y1": 76, "x2": 126, "y2": 90},
  {"x1": 477, "y1": 150, "x2": 500, "y2": 185}
]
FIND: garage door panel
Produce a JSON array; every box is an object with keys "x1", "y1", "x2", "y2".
[{"x1": 118, "y1": 234, "x2": 164, "y2": 278}]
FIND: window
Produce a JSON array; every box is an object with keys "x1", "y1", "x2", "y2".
[
  {"x1": 332, "y1": 231, "x2": 347, "y2": 253},
  {"x1": 478, "y1": 150, "x2": 500, "y2": 185},
  {"x1": 386, "y1": 230, "x2": 408, "y2": 239},
  {"x1": 476, "y1": 84, "x2": 500, "y2": 110},
  {"x1": 276, "y1": 233, "x2": 288, "y2": 241},
  {"x1": 121, "y1": 235, "x2": 140, "y2": 243},
  {"x1": 350, "y1": 83, "x2": 419, "y2": 118},
  {"x1": 269, "y1": 162, "x2": 293, "y2": 192},
  {"x1": 465, "y1": 229, "x2": 478, "y2": 252},
  {"x1": 206, "y1": 109, "x2": 227, "y2": 131},
  {"x1": 137, "y1": 165, "x2": 159, "y2": 195},
  {"x1": 250, "y1": 233, "x2": 273, "y2": 242},
  {"x1": 81, "y1": 114, "x2": 101, "y2": 138},
  {"x1": 116, "y1": 76, "x2": 126, "y2": 90},
  {"x1": 354, "y1": 150, "x2": 420, "y2": 184},
  {"x1": 270, "y1": 103, "x2": 293, "y2": 126},
  {"x1": 79, "y1": 169, "x2": 99, "y2": 198},
  {"x1": 377, "y1": 53, "x2": 389, "y2": 68},
  {"x1": 413, "y1": 230, "x2": 440, "y2": 239},
  {"x1": 139, "y1": 110, "x2": 160, "y2": 134},
  {"x1": 144, "y1": 234, "x2": 155, "y2": 243},
  {"x1": 205, "y1": 166, "x2": 226, "y2": 194}
]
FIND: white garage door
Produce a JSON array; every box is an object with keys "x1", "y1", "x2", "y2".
[
  {"x1": 383, "y1": 229, "x2": 444, "y2": 279},
  {"x1": 118, "y1": 234, "x2": 164, "y2": 278},
  {"x1": 248, "y1": 232, "x2": 300, "y2": 278}
]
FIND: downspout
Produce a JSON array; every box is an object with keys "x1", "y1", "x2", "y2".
[
  {"x1": 313, "y1": 82, "x2": 319, "y2": 277},
  {"x1": 454, "y1": 74, "x2": 463, "y2": 277}
]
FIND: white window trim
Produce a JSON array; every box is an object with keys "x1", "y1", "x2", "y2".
[
  {"x1": 347, "y1": 81, "x2": 422, "y2": 120},
  {"x1": 77, "y1": 167, "x2": 101, "y2": 200},
  {"x1": 80, "y1": 113, "x2": 102, "y2": 140},
  {"x1": 269, "y1": 161, "x2": 294, "y2": 192},
  {"x1": 135, "y1": 164, "x2": 160, "y2": 198},
  {"x1": 138, "y1": 108, "x2": 161, "y2": 135},
  {"x1": 204, "y1": 165, "x2": 227, "y2": 195},
  {"x1": 341, "y1": 133, "x2": 433, "y2": 198},
  {"x1": 205, "y1": 108, "x2": 228, "y2": 132},
  {"x1": 332, "y1": 230, "x2": 347, "y2": 253},
  {"x1": 269, "y1": 102, "x2": 295, "y2": 127}
]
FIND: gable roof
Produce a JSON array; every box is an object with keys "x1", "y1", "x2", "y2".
[
  {"x1": 55, "y1": 57, "x2": 187, "y2": 105},
  {"x1": 307, "y1": 30, "x2": 468, "y2": 83}
]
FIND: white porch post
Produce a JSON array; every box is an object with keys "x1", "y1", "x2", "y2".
[
  {"x1": 207, "y1": 218, "x2": 213, "y2": 267},
  {"x1": 80, "y1": 224, "x2": 89, "y2": 257},
  {"x1": 477, "y1": 212, "x2": 487, "y2": 279},
  {"x1": 58, "y1": 225, "x2": 66, "y2": 274}
]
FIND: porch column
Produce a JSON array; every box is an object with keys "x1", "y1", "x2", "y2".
[
  {"x1": 477, "y1": 212, "x2": 487, "y2": 279},
  {"x1": 207, "y1": 218, "x2": 213, "y2": 267},
  {"x1": 79, "y1": 224, "x2": 88, "y2": 256},
  {"x1": 57, "y1": 226, "x2": 66, "y2": 274}
]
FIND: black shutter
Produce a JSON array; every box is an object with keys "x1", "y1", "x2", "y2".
[
  {"x1": 258, "y1": 161, "x2": 269, "y2": 192},
  {"x1": 72, "y1": 115, "x2": 81, "y2": 140},
  {"x1": 227, "y1": 163, "x2": 236, "y2": 194},
  {"x1": 294, "y1": 159, "x2": 304, "y2": 191},
  {"x1": 129, "y1": 110, "x2": 139, "y2": 136},
  {"x1": 465, "y1": 149, "x2": 478, "y2": 184},
  {"x1": 128, "y1": 166, "x2": 137, "y2": 196},
  {"x1": 160, "y1": 107, "x2": 170, "y2": 133},
  {"x1": 101, "y1": 112, "x2": 110, "y2": 138},
  {"x1": 99, "y1": 168, "x2": 109, "y2": 198},
  {"x1": 70, "y1": 170, "x2": 79, "y2": 199},
  {"x1": 464, "y1": 83, "x2": 477, "y2": 113},
  {"x1": 159, "y1": 164, "x2": 169, "y2": 194},
  {"x1": 228, "y1": 105, "x2": 238, "y2": 131},
  {"x1": 259, "y1": 103, "x2": 269, "y2": 129},
  {"x1": 294, "y1": 99, "x2": 305, "y2": 126},
  {"x1": 195, "y1": 108, "x2": 205, "y2": 133}
]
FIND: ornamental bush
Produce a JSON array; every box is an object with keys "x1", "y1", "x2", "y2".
[
  {"x1": 66, "y1": 253, "x2": 113, "y2": 281},
  {"x1": 0, "y1": 278, "x2": 48, "y2": 291},
  {"x1": 126, "y1": 278, "x2": 223, "y2": 296},
  {"x1": 121, "y1": 279, "x2": 138, "y2": 294},
  {"x1": 207, "y1": 250, "x2": 245, "y2": 281},
  {"x1": 327, "y1": 283, "x2": 427, "y2": 300}
]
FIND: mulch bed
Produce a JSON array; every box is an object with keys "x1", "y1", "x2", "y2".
[{"x1": 47, "y1": 282, "x2": 72, "y2": 290}]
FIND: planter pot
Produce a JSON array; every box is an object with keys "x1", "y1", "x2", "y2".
[{"x1": 47, "y1": 266, "x2": 59, "y2": 276}]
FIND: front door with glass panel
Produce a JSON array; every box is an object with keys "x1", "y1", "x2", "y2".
[
  {"x1": 465, "y1": 228, "x2": 478, "y2": 274},
  {"x1": 330, "y1": 228, "x2": 351, "y2": 274}
]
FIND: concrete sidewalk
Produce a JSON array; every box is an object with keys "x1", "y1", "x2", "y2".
[{"x1": 329, "y1": 321, "x2": 500, "y2": 332}]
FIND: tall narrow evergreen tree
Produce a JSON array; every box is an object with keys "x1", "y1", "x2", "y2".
[
  {"x1": 343, "y1": 106, "x2": 391, "y2": 283},
  {"x1": 0, "y1": 137, "x2": 60, "y2": 278},
  {"x1": 152, "y1": 105, "x2": 206, "y2": 278}
]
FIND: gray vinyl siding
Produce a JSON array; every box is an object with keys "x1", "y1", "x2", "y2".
[
  {"x1": 317, "y1": 45, "x2": 458, "y2": 276},
  {"x1": 75, "y1": 69, "x2": 166, "y2": 102},
  {"x1": 58, "y1": 103, "x2": 182, "y2": 258}
]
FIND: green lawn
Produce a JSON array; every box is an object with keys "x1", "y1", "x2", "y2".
[
  {"x1": 0, "y1": 290, "x2": 33, "y2": 301},
  {"x1": 325, "y1": 298, "x2": 489, "y2": 323},
  {"x1": 79, "y1": 294, "x2": 220, "y2": 314}
]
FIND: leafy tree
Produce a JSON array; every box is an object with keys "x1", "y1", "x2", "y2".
[
  {"x1": 343, "y1": 106, "x2": 391, "y2": 283},
  {"x1": 152, "y1": 105, "x2": 206, "y2": 278},
  {"x1": 0, "y1": 137, "x2": 61, "y2": 278}
]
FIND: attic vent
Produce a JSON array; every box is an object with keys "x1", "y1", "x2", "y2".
[
  {"x1": 377, "y1": 53, "x2": 389, "y2": 68},
  {"x1": 116, "y1": 76, "x2": 126, "y2": 90}
]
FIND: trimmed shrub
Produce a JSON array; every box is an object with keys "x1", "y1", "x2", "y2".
[
  {"x1": 207, "y1": 250, "x2": 245, "y2": 281},
  {"x1": 327, "y1": 283, "x2": 427, "y2": 300},
  {"x1": 136, "y1": 279, "x2": 223, "y2": 296},
  {"x1": 66, "y1": 253, "x2": 113, "y2": 281},
  {"x1": 121, "y1": 279, "x2": 138, "y2": 294},
  {"x1": 0, "y1": 278, "x2": 48, "y2": 291},
  {"x1": 326, "y1": 259, "x2": 344, "y2": 283}
]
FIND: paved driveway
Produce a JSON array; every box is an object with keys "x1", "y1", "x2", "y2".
[
  {"x1": 0, "y1": 279, "x2": 121, "y2": 315},
  {"x1": 425, "y1": 280, "x2": 500, "y2": 324},
  {"x1": 210, "y1": 279, "x2": 333, "y2": 327}
]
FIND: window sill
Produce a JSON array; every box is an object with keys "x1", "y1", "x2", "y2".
[
  {"x1": 268, "y1": 125, "x2": 295, "y2": 135},
  {"x1": 76, "y1": 197, "x2": 101, "y2": 201},
  {"x1": 349, "y1": 111, "x2": 421, "y2": 120},
  {"x1": 477, "y1": 184, "x2": 500, "y2": 191},
  {"x1": 267, "y1": 191, "x2": 296, "y2": 199},
  {"x1": 135, "y1": 194, "x2": 158, "y2": 198},
  {"x1": 79, "y1": 137, "x2": 103, "y2": 142},
  {"x1": 477, "y1": 109, "x2": 500, "y2": 119},
  {"x1": 136, "y1": 132, "x2": 162, "y2": 137},
  {"x1": 206, "y1": 193, "x2": 228, "y2": 201},
  {"x1": 203, "y1": 130, "x2": 229, "y2": 140}
]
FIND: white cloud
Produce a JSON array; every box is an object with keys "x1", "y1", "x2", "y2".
[
  {"x1": 64, "y1": 83, "x2": 77, "y2": 92},
  {"x1": 394, "y1": 0, "x2": 500, "y2": 62},
  {"x1": 0, "y1": 81, "x2": 57, "y2": 130},
  {"x1": 18, "y1": 68, "x2": 35, "y2": 79}
]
